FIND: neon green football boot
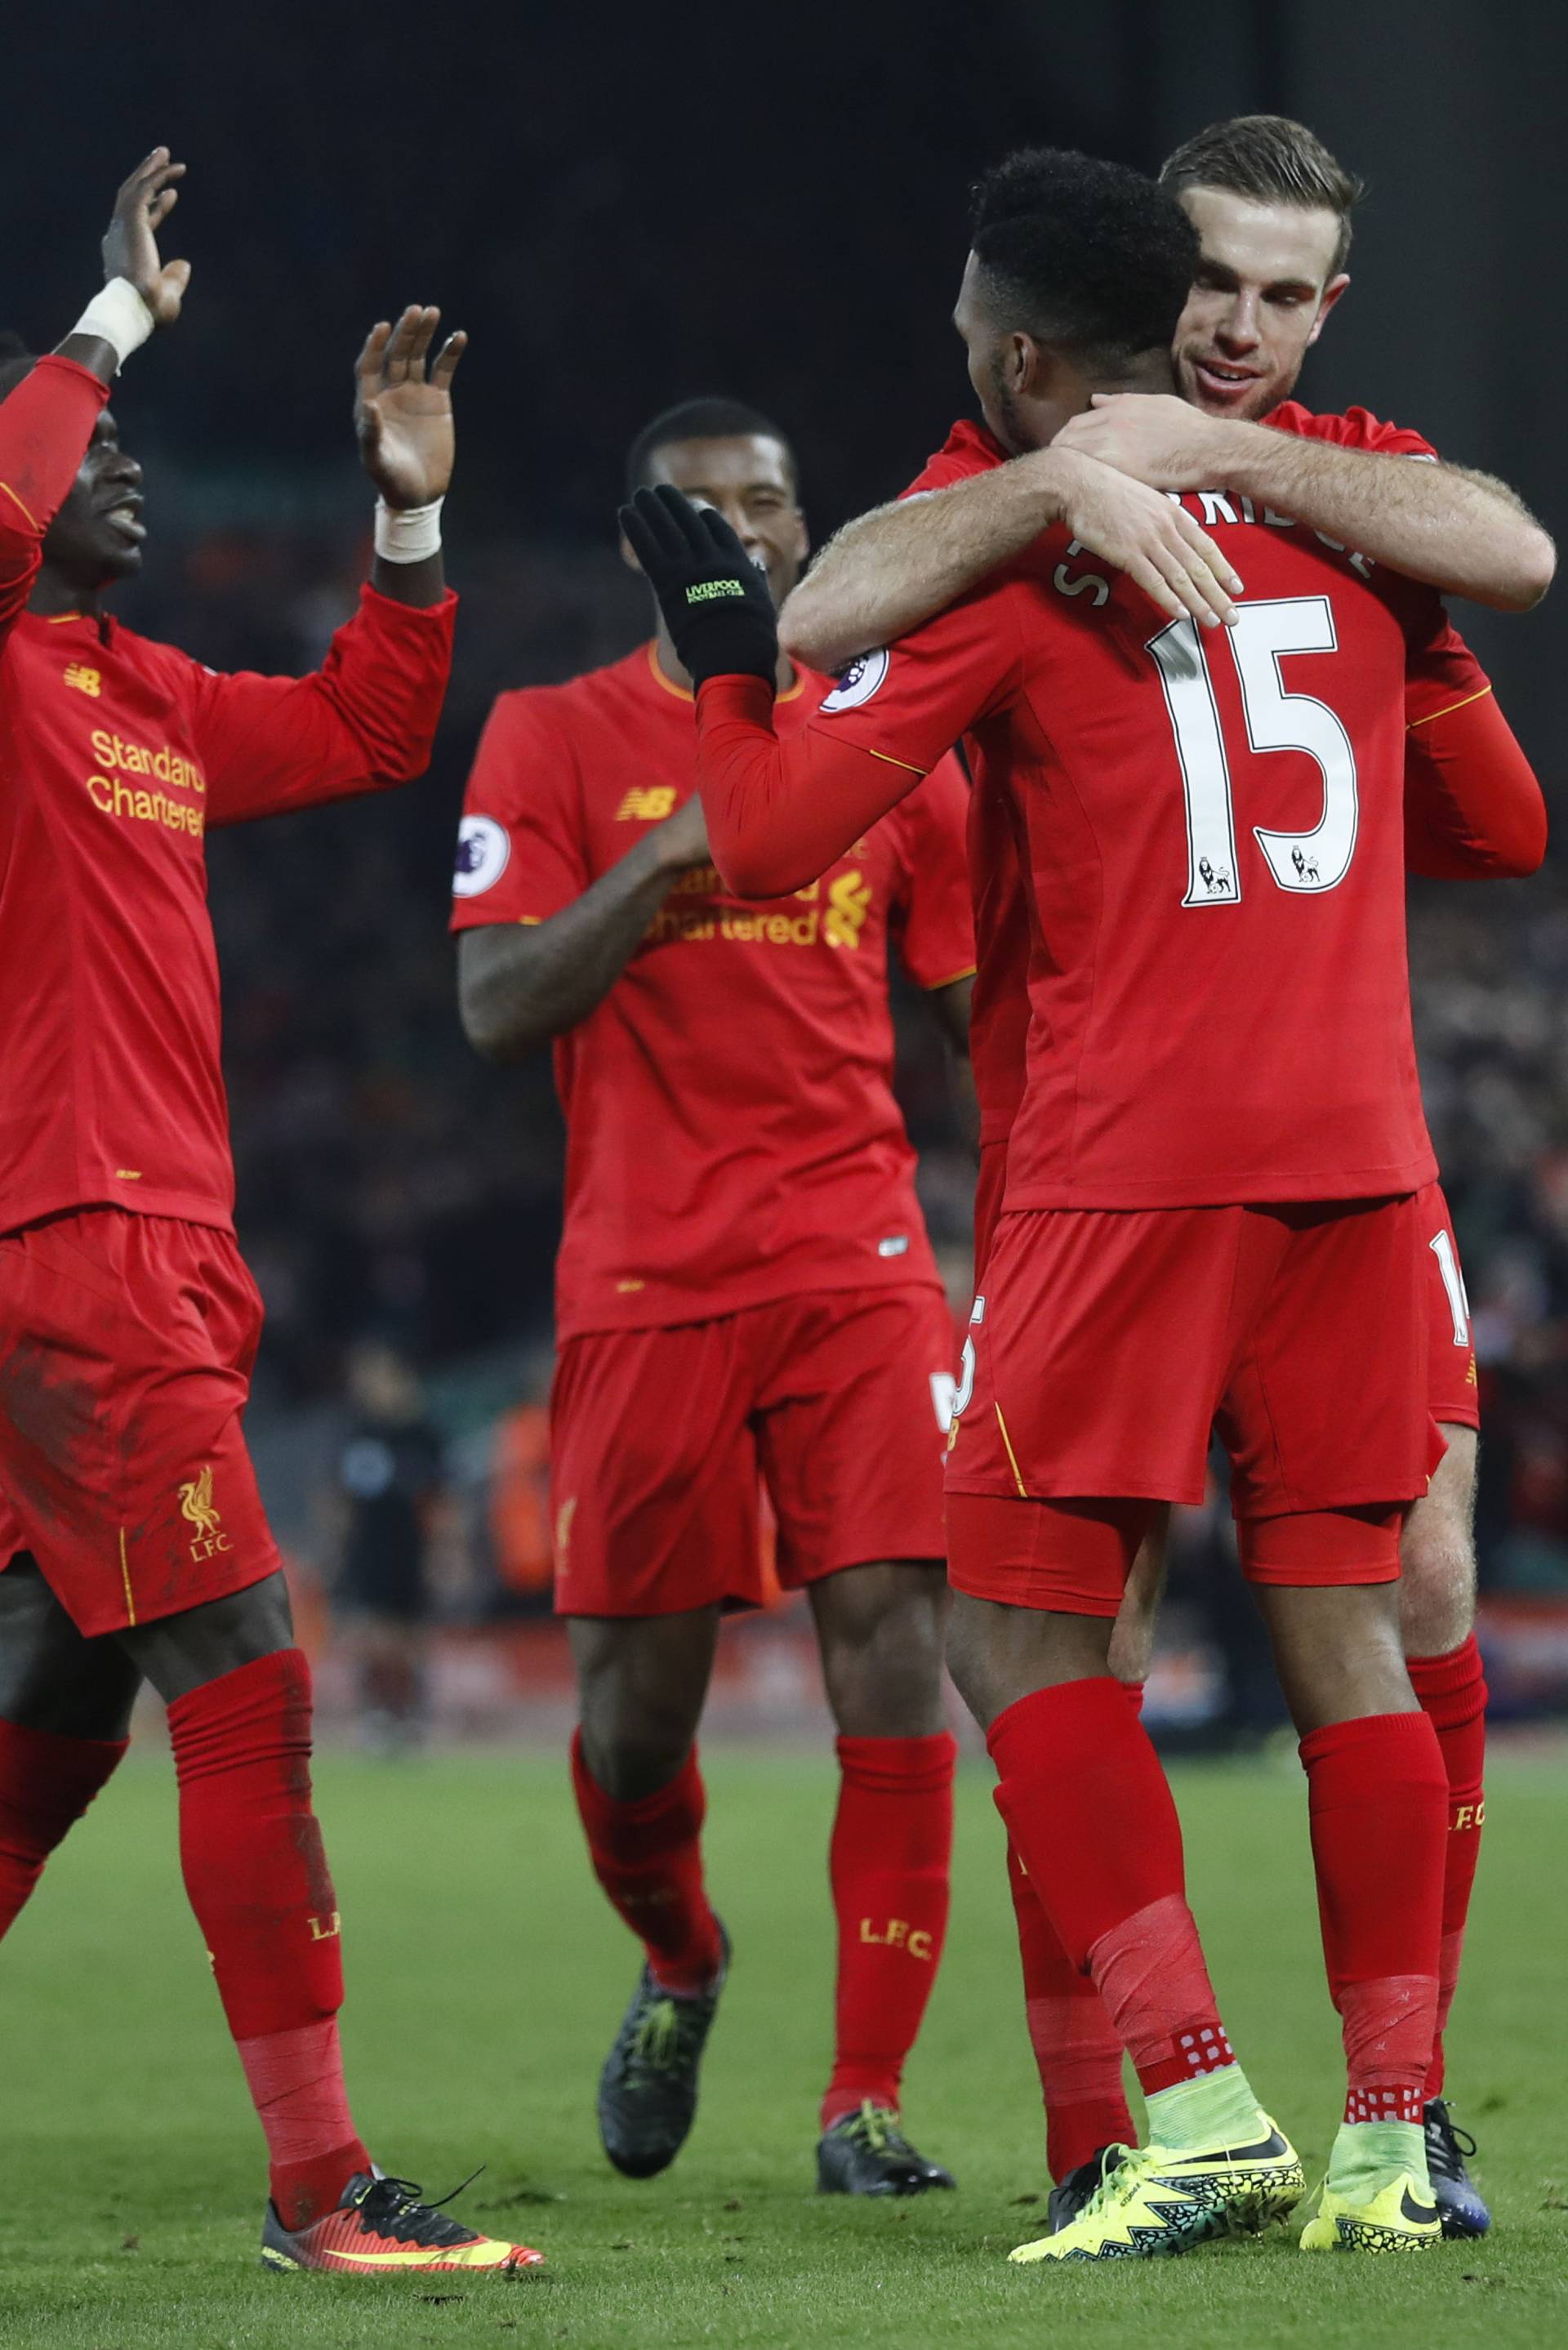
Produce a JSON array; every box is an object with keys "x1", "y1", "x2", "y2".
[
  {"x1": 1299, "y1": 2172, "x2": 1441, "y2": 2253},
  {"x1": 1010, "y1": 2120, "x2": 1304, "y2": 2264}
]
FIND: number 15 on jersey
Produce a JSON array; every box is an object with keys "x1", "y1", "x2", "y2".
[{"x1": 1150, "y1": 595, "x2": 1360, "y2": 907}]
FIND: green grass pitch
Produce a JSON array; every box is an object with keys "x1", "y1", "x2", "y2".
[{"x1": 2, "y1": 1744, "x2": 1565, "y2": 2348}]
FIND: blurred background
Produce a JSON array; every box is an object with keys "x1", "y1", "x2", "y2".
[{"x1": 10, "y1": 2, "x2": 1567, "y2": 1742}]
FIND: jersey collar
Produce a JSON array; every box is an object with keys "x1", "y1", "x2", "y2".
[{"x1": 644, "y1": 640, "x2": 807, "y2": 704}]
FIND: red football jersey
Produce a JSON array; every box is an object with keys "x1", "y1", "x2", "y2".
[
  {"x1": 901, "y1": 407, "x2": 1497, "y2": 1157},
  {"x1": 701, "y1": 479, "x2": 1454, "y2": 1208},
  {"x1": 450, "y1": 642, "x2": 975, "y2": 1340},
  {"x1": 0, "y1": 357, "x2": 457, "y2": 1237}
]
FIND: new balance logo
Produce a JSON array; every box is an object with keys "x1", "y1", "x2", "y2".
[
  {"x1": 64, "y1": 662, "x2": 101, "y2": 696},
  {"x1": 616, "y1": 787, "x2": 678, "y2": 821}
]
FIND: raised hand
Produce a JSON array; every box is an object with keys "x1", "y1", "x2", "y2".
[
  {"x1": 354, "y1": 307, "x2": 466, "y2": 510},
  {"x1": 619, "y1": 486, "x2": 778, "y2": 689},
  {"x1": 101, "y1": 148, "x2": 190, "y2": 327}
]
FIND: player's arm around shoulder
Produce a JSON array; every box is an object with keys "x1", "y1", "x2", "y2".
[
  {"x1": 778, "y1": 450, "x2": 1239, "y2": 676},
  {"x1": 453, "y1": 692, "x2": 709, "y2": 1063},
  {"x1": 1057, "y1": 391, "x2": 1555, "y2": 613}
]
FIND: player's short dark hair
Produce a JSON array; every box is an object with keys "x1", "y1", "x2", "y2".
[
  {"x1": 625, "y1": 398, "x2": 798, "y2": 501},
  {"x1": 0, "y1": 332, "x2": 38, "y2": 403},
  {"x1": 968, "y1": 148, "x2": 1199, "y2": 376},
  {"x1": 1160, "y1": 116, "x2": 1364, "y2": 276}
]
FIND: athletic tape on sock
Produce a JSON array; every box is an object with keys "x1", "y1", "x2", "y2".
[{"x1": 1340, "y1": 1973, "x2": 1438, "y2": 2125}]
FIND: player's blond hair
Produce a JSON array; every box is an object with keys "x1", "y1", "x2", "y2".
[{"x1": 1160, "y1": 115, "x2": 1365, "y2": 277}]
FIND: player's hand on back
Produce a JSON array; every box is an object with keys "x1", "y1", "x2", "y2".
[
  {"x1": 620, "y1": 486, "x2": 778, "y2": 689},
  {"x1": 1031, "y1": 442, "x2": 1242, "y2": 631},
  {"x1": 101, "y1": 148, "x2": 190, "y2": 327},
  {"x1": 354, "y1": 306, "x2": 467, "y2": 508}
]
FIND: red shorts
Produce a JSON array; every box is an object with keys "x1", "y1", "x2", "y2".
[
  {"x1": 550, "y1": 1286, "x2": 954, "y2": 1616},
  {"x1": 947, "y1": 1194, "x2": 1441, "y2": 1612},
  {"x1": 1420, "y1": 1183, "x2": 1478, "y2": 1429},
  {"x1": 0, "y1": 1210, "x2": 281, "y2": 1636},
  {"x1": 976, "y1": 1151, "x2": 1478, "y2": 1432}
]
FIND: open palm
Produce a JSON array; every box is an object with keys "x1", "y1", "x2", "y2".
[{"x1": 354, "y1": 305, "x2": 467, "y2": 509}]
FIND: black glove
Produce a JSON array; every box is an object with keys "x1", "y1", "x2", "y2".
[{"x1": 618, "y1": 484, "x2": 778, "y2": 689}]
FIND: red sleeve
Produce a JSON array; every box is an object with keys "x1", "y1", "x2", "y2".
[
  {"x1": 1270, "y1": 400, "x2": 1438, "y2": 461},
  {"x1": 889, "y1": 753, "x2": 977, "y2": 988},
  {"x1": 0, "y1": 356, "x2": 110, "y2": 640},
  {"x1": 190, "y1": 583, "x2": 457, "y2": 827},
  {"x1": 449, "y1": 689, "x2": 589, "y2": 931},
  {"x1": 1404, "y1": 681, "x2": 1547, "y2": 881},
  {"x1": 701, "y1": 586, "x2": 1020, "y2": 899}
]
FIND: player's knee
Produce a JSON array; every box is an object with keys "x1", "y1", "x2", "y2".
[
  {"x1": 812, "y1": 1561, "x2": 947, "y2": 1735},
  {"x1": 116, "y1": 1569, "x2": 296, "y2": 1705},
  {"x1": 1399, "y1": 1520, "x2": 1477, "y2": 1657},
  {"x1": 0, "y1": 1555, "x2": 142, "y2": 1739},
  {"x1": 1400, "y1": 1438, "x2": 1478, "y2": 1657},
  {"x1": 578, "y1": 1722, "x2": 695, "y2": 1803}
]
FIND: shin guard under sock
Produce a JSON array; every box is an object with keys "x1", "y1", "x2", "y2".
[
  {"x1": 1006, "y1": 1839, "x2": 1134, "y2": 2177},
  {"x1": 167, "y1": 1648, "x2": 368, "y2": 2230},
  {"x1": 821, "y1": 1732, "x2": 955, "y2": 2129},
  {"x1": 0, "y1": 1717, "x2": 127, "y2": 1939},
  {"x1": 989, "y1": 1681, "x2": 1252, "y2": 2137},
  {"x1": 1405, "y1": 1638, "x2": 1487, "y2": 2098},
  {"x1": 1003, "y1": 1681, "x2": 1143, "y2": 2177},
  {"x1": 1300, "y1": 1711, "x2": 1446, "y2": 2143},
  {"x1": 570, "y1": 1732, "x2": 724, "y2": 1995}
]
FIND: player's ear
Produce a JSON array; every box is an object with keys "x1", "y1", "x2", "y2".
[
  {"x1": 619, "y1": 528, "x2": 644, "y2": 577},
  {"x1": 1307, "y1": 273, "x2": 1350, "y2": 350},
  {"x1": 792, "y1": 504, "x2": 810, "y2": 565}
]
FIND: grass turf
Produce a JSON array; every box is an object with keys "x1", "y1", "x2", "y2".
[{"x1": 1, "y1": 1744, "x2": 1564, "y2": 2348}]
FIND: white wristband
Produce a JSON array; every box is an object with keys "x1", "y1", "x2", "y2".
[
  {"x1": 70, "y1": 278, "x2": 155, "y2": 372},
  {"x1": 374, "y1": 497, "x2": 443, "y2": 564}
]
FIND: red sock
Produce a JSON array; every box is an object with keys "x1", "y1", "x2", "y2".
[
  {"x1": 1299, "y1": 1710, "x2": 1447, "y2": 2126},
  {"x1": 0, "y1": 1718, "x2": 127, "y2": 1938},
  {"x1": 167, "y1": 1648, "x2": 368, "y2": 2231},
  {"x1": 1006, "y1": 1840, "x2": 1134, "y2": 2176},
  {"x1": 570, "y1": 1732, "x2": 724, "y2": 1995},
  {"x1": 821, "y1": 1732, "x2": 955, "y2": 2129},
  {"x1": 990, "y1": 1679, "x2": 1232, "y2": 2101},
  {"x1": 1406, "y1": 1638, "x2": 1487, "y2": 2098},
  {"x1": 1004, "y1": 1680, "x2": 1142, "y2": 2177}
]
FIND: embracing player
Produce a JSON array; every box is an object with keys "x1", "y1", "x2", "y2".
[
  {"x1": 0, "y1": 154, "x2": 541, "y2": 2276},
  {"x1": 779, "y1": 114, "x2": 1551, "y2": 2240},
  {"x1": 454, "y1": 402, "x2": 973, "y2": 2194},
  {"x1": 621, "y1": 145, "x2": 1542, "y2": 2259}
]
